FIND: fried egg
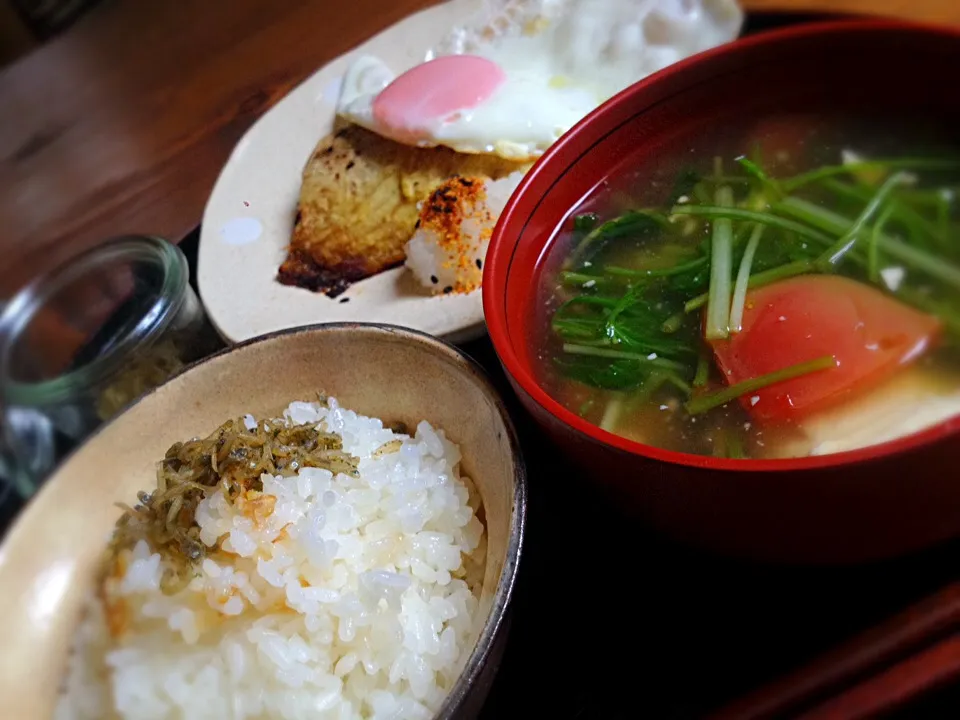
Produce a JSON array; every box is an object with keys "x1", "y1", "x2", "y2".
[{"x1": 336, "y1": 0, "x2": 743, "y2": 161}]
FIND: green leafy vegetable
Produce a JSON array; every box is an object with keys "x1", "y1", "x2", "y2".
[
  {"x1": 816, "y1": 171, "x2": 911, "y2": 269},
  {"x1": 729, "y1": 223, "x2": 765, "y2": 333},
  {"x1": 565, "y1": 210, "x2": 669, "y2": 269},
  {"x1": 574, "y1": 213, "x2": 599, "y2": 232},
  {"x1": 705, "y1": 186, "x2": 734, "y2": 340},
  {"x1": 547, "y1": 146, "x2": 960, "y2": 453},
  {"x1": 685, "y1": 356, "x2": 838, "y2": 415}
]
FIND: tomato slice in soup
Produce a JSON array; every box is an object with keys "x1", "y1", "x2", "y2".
[{"x1": 709, "y1": 275, "x2": 942, "y2": 421}]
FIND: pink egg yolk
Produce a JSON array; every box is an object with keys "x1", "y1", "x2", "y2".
[{"x1": 372, "y1": 55, "x2": 506, "y2": 143}]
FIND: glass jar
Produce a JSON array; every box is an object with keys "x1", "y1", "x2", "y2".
[{"x1": 0, "y1": 235, "x2": 222, "y2": 498}]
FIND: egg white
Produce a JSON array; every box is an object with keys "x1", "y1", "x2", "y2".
[
  {"x1": 336, "y1": 0, "x2": 744, "y2": 160},
  {"x1": 337, "y1": 55, "x2": 599, "y2": 159}
]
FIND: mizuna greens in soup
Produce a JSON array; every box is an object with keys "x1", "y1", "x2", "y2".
[{"x1": 533, "y1": 117, "x2": 960, "y2": 459}]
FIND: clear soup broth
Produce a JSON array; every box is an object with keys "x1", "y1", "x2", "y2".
[{"x1": 530, "y1": 113, "x2": 960, "y2": 459}]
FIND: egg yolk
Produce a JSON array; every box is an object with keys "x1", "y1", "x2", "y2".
[{"x1": 371, "y1": 55, "x2": 506, "y2": 143}]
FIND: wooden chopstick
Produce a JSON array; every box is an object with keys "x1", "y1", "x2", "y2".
[
  {"x1": 797, "y1": 633, "x2": 960, "y2": 719},
  {"x1": 709, "y1": 583, "x2": 960, "y2": 720},
  {"x1": 740, "y1": 0, "x2": 960, "y2": 27}
]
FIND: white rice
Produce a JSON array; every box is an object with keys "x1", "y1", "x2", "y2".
[
  {"x1": 404, "y1": 171, "x2": 524, "y2": 295},
  {"x1": 56, "y1": 398, "x2": 486, "y2": 720}
]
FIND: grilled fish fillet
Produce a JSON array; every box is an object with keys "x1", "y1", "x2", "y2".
[{"x1": 278, "y1": 123, "x2": 529, "y2": 296}]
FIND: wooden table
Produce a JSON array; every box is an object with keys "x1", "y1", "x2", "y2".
[{"x1": 1, "y1": 0, "x2": 958, "y2": 297}]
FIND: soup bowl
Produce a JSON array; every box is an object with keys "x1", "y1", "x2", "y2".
[
  {"x1": 0, "y1": 323, "x2": 526, "y2": 719},
  {"x1": 484, "y1": 20, "x2": 960, "y2": 564}
]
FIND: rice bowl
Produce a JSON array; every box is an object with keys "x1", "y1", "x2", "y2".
[{"x1": 0, "y1": 324, "x2": 525, "y2": 720}]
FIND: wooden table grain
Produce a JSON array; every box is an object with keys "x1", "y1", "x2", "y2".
[
  {"x1": 0, "y1": 0, "x2": 442, "y2": 295},
  {"x1": 0, "y1": 0, "x2": 957, "y2": 296}
]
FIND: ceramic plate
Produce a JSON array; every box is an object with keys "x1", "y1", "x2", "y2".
[{"x1": 198, "y1": 0, "x2": 493, "y2": 345}]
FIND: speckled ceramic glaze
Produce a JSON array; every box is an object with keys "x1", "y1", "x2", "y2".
[{"x1": 0, "y1": 323, "x2": 526, "y2": 719}]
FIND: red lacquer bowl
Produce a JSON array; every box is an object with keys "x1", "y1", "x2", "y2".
[{"x1": 484, "y1": 20, "x2": 960, "y2": 564}]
